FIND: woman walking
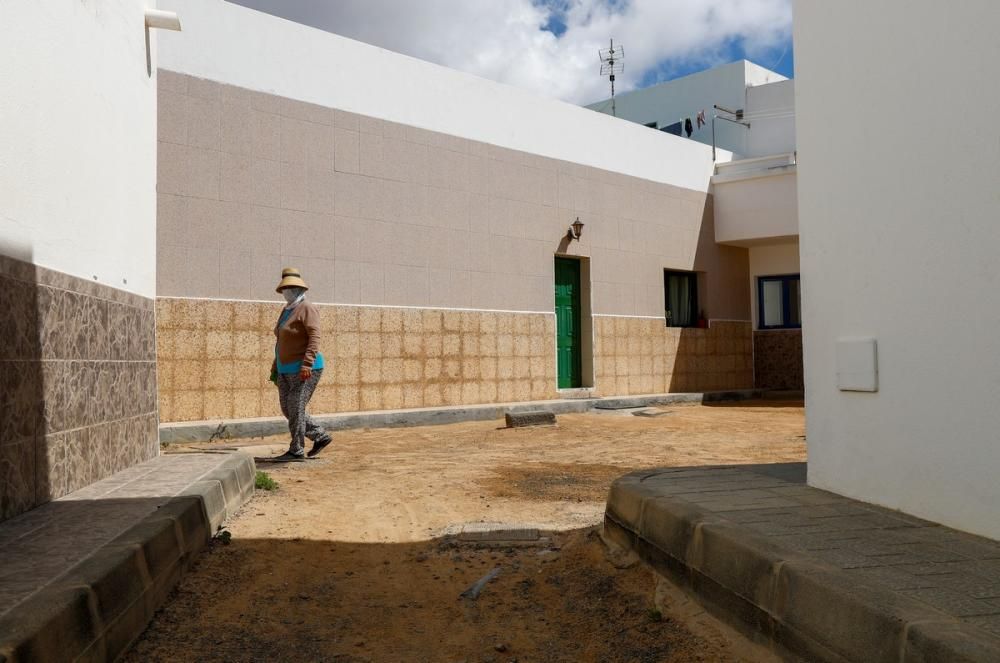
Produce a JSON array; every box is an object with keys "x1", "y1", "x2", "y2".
[{"x1": 270, "y1": 267, "x2": 332, "y2": 460}]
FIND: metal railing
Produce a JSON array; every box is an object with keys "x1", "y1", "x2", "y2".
[{"x1": 712, "y1": 104, "x2": 750, "y2": 162}]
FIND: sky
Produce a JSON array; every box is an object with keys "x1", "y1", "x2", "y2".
[{"x1": 229, "y1": 0, "x2": 793, "y2": 105}]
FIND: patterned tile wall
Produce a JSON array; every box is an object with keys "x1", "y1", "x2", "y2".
[
  {"x1": 157, "y1": 298, "x2": 753, "y2": 422},
  {"x1": 594, "y1": 318, "x2": 753, "y2": 395},
  {"x1": 0, "y1": 254, "x2": 158, "y2": 522},
  {"x1": 156, "y1": 298, "x2": 558, "y2": 422},
  {"x1": 753, "y1": 329, "x2": 804, "y2": 391}
]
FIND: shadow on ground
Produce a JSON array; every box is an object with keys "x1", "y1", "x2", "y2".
[{"x1": 124, "y1": 527, "x2": 734, "y2": 663}]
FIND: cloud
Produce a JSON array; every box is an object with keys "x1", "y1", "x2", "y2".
[{"x1": 229, "y1": 0, "x2": 792, "y2": 104}]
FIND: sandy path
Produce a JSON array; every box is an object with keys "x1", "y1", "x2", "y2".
[
  {"x1": 127, "y1": 401, "x2": 805, "y2": 662},
  {"x1": 226, "y1": 401, "x2": 804, "y2": 543}
]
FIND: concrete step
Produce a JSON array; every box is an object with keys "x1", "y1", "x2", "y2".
[
  {"x1": 604, "y1": 463, "x2": 1000, "y2": 662},
  {"x1": 504, "y1": 410, "x2": 557, "y2": 427},
  {"x1": 0, "y1": 452, "x2": 256, "y2": 662},
  {"x1": 556, "y1": 388, "x2": 597, "y2": 399}
]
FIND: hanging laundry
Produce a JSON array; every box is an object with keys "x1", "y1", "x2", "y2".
[
  {"x1": 661, "y1": 121, "x2": 682, "y2": 136},
  {"x1": 684, "y1": 117, "x2": 693, "y2": 137},
  {"x1": 696, "y1": 109, "x2": 706, "y2": 129}
]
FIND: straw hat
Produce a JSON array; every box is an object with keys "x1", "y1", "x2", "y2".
[{"x1": 275, "y1": 267, "x2": 309, "y2": 293}]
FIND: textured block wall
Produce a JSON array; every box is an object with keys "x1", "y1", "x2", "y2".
[
  {"x1": 0, "y1": 254, "x2": 158, "y2": 522},
  {"x1": 156, "y1": 299, "x2": 753, "y2": 423},
  {"x1": 156, "y1": 298, "x2": 558, "y2": 422},
  {"x1": 595, "y1": 318, "x2": 753, "y2": 395}
]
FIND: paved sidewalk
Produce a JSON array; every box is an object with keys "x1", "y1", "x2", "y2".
[
  {"x1": 605, "y1": 463, "x2": 1000, "y2": 662},
  {"x1": 0, "y1": 452, "x2": 255, "y2": 661},
  {"x1": 159, "y1": 389, "x2": 763, "y2": 443}
]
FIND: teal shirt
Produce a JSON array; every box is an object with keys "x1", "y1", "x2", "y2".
[
  {"x1": 275, "y1": 351, "x2": 324, "y2": 374},
  {"x1": 275, "y1": 306, "x2": 325, "y2": 374}
]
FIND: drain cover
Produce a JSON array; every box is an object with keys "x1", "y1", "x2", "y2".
[
  {"x1": 632, "y1": 409, "x2": 674, "y2": 418},
  {"x1": 458, "y1": 523, "x2": 541, "y2": 542},
  {"x1": 593, "y1": 402, "x2": 647, "y2": 410}
]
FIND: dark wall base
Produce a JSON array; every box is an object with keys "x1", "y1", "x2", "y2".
[{"x1": 754, "y1": 329, "x2": 803, "y2": 391}]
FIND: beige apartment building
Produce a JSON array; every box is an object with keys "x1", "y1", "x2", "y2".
[
  {"x1": 148, "y1": 0, "x2": 783, "y2": 425},
  {"x1": 591, "y1": 64, "x2": 802, "y2": 394},
  {"x1": 155, "y1": 72, "x2": 752, "y2": 422},
  {"x1": 0, "y1": 0, "x2": 774, "y2": 520}
]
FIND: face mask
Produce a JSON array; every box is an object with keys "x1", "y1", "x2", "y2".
[{"x1": 282, "y1": 288, "x2": 301, "y2": 304}]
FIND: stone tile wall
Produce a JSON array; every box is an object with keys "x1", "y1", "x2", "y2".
[
  {"x1": 753, "y1": 329, "x2": 804, "y2": 391},
  {"x1": 156, "y1": 298, "x2": 558, "y2": 422},
  {"x1": 0, "y1": 254, "x2": 158, "y2": 522},
  {"x1": 594, "y1": 318, "x2": 753, "y2": 395},
  {"x1": 156, "y1": 298, "x2": 753, "y2": 422}
]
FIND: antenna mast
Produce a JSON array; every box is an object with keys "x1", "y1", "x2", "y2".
[{"x1": 599, "y1": 39, "x2": 625, "y2": 117}]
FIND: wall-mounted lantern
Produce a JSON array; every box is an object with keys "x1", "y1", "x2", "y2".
[{"x1": 567, "y1": 217, "x2": 585, "y2": 242}]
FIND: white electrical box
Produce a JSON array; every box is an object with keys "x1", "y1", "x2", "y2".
[{"x1": 836, "y1": 337, "x2": 878, "y2": 392}]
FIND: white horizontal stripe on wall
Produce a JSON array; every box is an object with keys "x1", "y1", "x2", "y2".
[{"x1": 157, "y1": 295, "x2": 555, "y2": 317}]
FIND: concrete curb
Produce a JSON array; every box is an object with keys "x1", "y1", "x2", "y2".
[
  {"x1": 159, "y1": 389, "x2": 763, "y2": 444},
  {"x1": 604, "y1": 476, "x2": 1000, "y2": 663},
  {"x1": 504, "y1": 411, "x2": 557, "y2": 427},
  {"x1": 0, "y1": 453, "x2": 256, "y2": 663}
]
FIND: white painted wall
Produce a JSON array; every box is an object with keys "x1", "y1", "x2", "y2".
[
  {"x1": 745, "y1": 79, "x2": 796, "y2": 158},
  {"x1": 748, "y1": 242, "x2": 800, "y2": 329},
  {"x1": 713, "y1": 171, "x2": 798, "y2": 245},
  {"x1": 709, "y1": 78, "x2": 797, "y2": 250},
  {"x1": 587, "y1": 61, "x2": 786, "y2": 156},
  {"x1": 587, "y1": 61, "x2": 748, "y2": 152},
  {"x1": 795, "y1": 0, "x2": 1000, "y2": 540},
  {"x1": 743, "y1": 61, "x2": 788, "y2": 88},
  {"x1": 0, "y1": 0, "x2": 157, "y2": 297},
  {"x1": 156, "y1": 0, "x2": 725, "y2": 193}
]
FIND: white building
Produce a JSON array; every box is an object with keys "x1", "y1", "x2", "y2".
[
  {"x1": 591, "y1": 62, "x2": 802, "y2": 391},
  {"x1": 713, "y1": 77, "x2": 801, "y2": 391},
  {"x1": 585, "y1": 60, "x2": 787, "y2": 156},
  {"x1": 6, "y1": 0, "x2": 993, "y2": 544},
  {"x1": 794, "y1": 0, "x2": 1000, "y2": 541}
]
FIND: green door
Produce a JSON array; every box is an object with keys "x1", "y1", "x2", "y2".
[{"x1": 554, "y1": 257, "x2": 582, "y2": 389}]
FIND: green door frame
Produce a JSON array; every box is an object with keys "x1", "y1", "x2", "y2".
[{"x1": 554, "y1": 257, "x2": 583, "y2": 389}]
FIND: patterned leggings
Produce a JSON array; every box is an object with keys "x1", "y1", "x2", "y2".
[{"x1": 277, "y1": 369, "x2": 329, "y2": 455}]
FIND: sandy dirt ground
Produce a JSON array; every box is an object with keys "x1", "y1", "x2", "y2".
[{"x1": 127, "y1": 401, "x2": 805, "y2": 662}]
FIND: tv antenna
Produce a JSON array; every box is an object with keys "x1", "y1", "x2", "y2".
[{"x1": 599, "y1": 38, "x2": 624, "y2": 117}]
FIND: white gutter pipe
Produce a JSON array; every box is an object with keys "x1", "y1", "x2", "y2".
[{"x1": 145, "y1": 9, "x2": 181, "y2": 31}]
